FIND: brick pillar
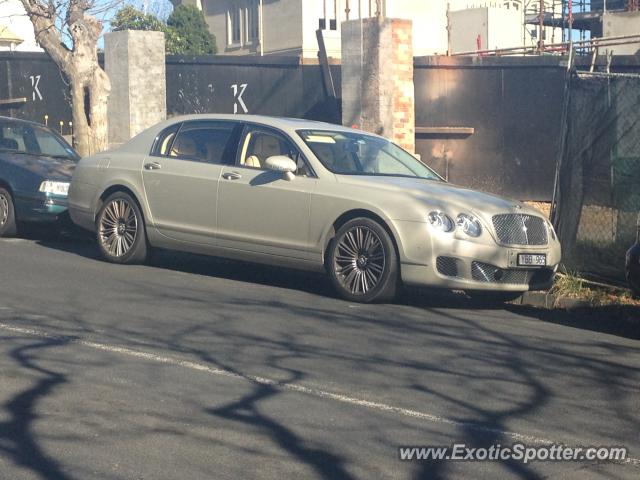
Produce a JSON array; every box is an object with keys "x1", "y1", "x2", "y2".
[
  {"x1": 104, "y1": 30, "x2": 166, "y2": 148},
  {"x1": 341, "y1": 18, "x2": 415, "y2": 153}
]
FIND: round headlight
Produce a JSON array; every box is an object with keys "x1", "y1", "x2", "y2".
[
  {"x1": 457, "y1": 213, "x2": 482, "y2": 237},
  {"x1": 428, "y1": 211, "x2": 454, "y2": 233}
]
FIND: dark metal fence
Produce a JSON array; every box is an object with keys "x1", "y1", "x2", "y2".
[
  {"x1": 413, "y1": 56, "x2": 566, "y2": 201},
  {"x1": 0, "y1": 52, "x2": 71, "y2": 134},
  {"x1": 165, "y1": 55, "x2": 341, "y2": 123},
  {"x1": 553, "y1": 71, "x2": 640, "y2": 282}
]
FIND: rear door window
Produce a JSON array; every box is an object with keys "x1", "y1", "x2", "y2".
[
  {"x1": 166, "y1": 121, "x2": 240, "y2": 165},
  {"x1": 0, "y1": 123, "x2": 27, "y2": 151}
]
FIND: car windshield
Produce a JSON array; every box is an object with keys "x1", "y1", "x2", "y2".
[
  {"x1": 298, "y1": 129, "x2": 442, "y2": 181},
  {"x1": 0, "y1": 122, "x2": 78, "y2": 161}
]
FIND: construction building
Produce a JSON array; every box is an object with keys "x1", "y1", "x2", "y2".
[{"x1": 524, "y1": 0, "x2": 640, "y2": 54}]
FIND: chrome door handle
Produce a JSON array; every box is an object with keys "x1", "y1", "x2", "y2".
[
  {"x1": 144, "y1": 162, "x2": 162, "y2": 170},
  {"x1": 222, "y1": 172, "x2": 242, "y2": 180}
]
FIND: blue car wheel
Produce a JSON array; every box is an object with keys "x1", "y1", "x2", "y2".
[{"x1": 0, "y1": 188, "x2": 17, "y2": 237}]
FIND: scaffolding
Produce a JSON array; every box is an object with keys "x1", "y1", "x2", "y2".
[
  {"x1": 445, "y1": 0, "x2": 639, "y2": 56},
  {"x1": 524, "y1": 0, "x2": 639, "y2": 50}
]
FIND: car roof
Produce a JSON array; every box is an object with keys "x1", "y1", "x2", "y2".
[
  {"x1": 0, "y1": 115, "x2": 47, "y2": 128},
  {"x1": 159, "y1": 114, "x2": 355, "y2": 132}
]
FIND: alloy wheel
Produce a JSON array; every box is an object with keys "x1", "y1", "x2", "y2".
[
  {"x1": 98, "y1": 198, "x2": 138, "y2": 258},
  {"x1": 0, "y1": 193, "x2": 8, "y2": 226},
  {"x1": 333, "y1": 226, "x2": 386, "y2": 295}
]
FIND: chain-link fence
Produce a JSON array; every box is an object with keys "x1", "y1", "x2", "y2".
[{"x1": 553, "y1": 71, "x2": 640, "y2": 282}]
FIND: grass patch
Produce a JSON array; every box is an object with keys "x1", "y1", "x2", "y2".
[{"x1": 551, "y1": 268, "x2": 639, "y2": 307}]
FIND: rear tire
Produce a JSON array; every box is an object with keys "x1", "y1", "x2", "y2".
[
  {"x1": 96, "y1": 192, "x2": 148, "y2": 264},
  {"x1": 328, "y1": 217, "x2": 398, "y2": 303},
  {"x1": 0, "y1": 187, "x2": 17, "y2": 237}
]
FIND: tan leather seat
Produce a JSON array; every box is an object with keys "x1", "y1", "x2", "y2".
[
  {"x1": 170, "y1": 135, "x2": 198, "y2": 158},
  {"x1": 244, "y1": 155, "x2": 261, "y2": 168}
]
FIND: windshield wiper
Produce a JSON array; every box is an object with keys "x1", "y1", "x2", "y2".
[
  {"x1": 0, "y1": 149, "x2": 72, "y2": 160},
  {"x1": 0, "y1": 149, "x2": 31, "y2": 155},
  {"x1": 40, "y1": 153, "x2": 74, "y2": 160}
]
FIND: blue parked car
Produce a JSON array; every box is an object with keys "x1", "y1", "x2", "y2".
[
  {"x1": 0, "y1": 116, "x2": 79, "y2": 236},
  {"x1": 627, "y1": 213, "x2": 640, "y2": 298}
]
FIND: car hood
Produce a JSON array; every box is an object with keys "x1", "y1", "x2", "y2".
[
  {"x1": 335, "y1": 175, "x2": 541, "y2": 217},
  {"x1": 1, "y1": 153, "x2": 75, "y2": 180}
]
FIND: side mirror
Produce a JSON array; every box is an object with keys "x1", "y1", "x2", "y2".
[{"x1": 265, "y1": 155, "x2": 297, "y2": 181}]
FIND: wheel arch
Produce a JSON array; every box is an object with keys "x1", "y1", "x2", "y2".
[
  {"x1": 0, "y1": 178, "x2": 13, "y2": 193},
  {"x1": 323, "y1": 209, "x2": 403, "y2": 269},
  {"x1": 94, "y1": 183, "x2": 153, "y2": 242},
  {"x1": 95, "y1": 183, "x2": 147, "y2": 223}
]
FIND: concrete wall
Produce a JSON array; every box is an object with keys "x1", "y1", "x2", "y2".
[
  {"x1": 450, "y1": 8, "x2": 488, "y2": 54},
  {"x1": 105, "y1": 30, "x2": 167, "y2": 147},
  {"x1": 342, "y1": 18, "x2": 414, "y2": 152},
  {"x1": 450, "y1": 6, "x2": 524, "y2": 54},
  {"x1": 487, "y1": 7, "x2": 523, "y2": 51},
  {"x1": 603, "y1": 11, "x2": 640, "y2": 55}
]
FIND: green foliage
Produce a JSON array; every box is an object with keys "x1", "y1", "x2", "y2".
[
  {"x1": 111, "y1": 5, "x2": 217, "y2": 55},
  {"x1": 111, "y1": 6, "x2": 166, "y2": 32},
  {"x1": 166, "y1": 5, "x2": 217, "y2": 55}
]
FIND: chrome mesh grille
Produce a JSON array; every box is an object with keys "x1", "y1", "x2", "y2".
[
  {"x1": 492, "y1": 214, "x2": 548, "y2": 246},
  {"x1": 471, "y1": 262, "x2": 554, "y2": 286},
  {"x1": 436, "y1": 256, "x2": 462, "y2": 278}
]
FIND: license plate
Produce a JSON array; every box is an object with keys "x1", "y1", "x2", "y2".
[{"x1": 518, "y1": 253, "x2": 547, "y2": 267}]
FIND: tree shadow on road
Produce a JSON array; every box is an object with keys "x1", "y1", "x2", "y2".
[
  {"x1": 208, "y1": 380, "x2": 357, "y2": 480},
  {"x1": 0, "y1": 333, "x2": 74, "y2": 480}
]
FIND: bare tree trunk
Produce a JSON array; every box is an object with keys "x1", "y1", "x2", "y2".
[
  {"x1": 88, "y1": 68, "x2": 110, "y2": 155},
  {"x1": 70, "y1": 80, "x2": 90, "y2": 156},
  {"x1": 19, "y1": 1, "x2": 111, "y2": 157}
]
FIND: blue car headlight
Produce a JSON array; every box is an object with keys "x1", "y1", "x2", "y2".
[{"x1": 39, "y1": 181, "x2": 70, "y2": 197}]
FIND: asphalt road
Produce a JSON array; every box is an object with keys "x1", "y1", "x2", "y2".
[{"x1": 0, "y1": 232, "x2": 638, "y2": 480}]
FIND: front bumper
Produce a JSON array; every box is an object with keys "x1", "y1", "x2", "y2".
[
  {"x1": 14, "y1": 192, "x2": 69, "y2": 223},
  {"x1": 396, "y1": 220, "x2": 561, "y2": 292}
]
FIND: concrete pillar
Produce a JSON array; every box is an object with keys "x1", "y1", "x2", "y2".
[
  {"x1": 341, "y1": 18, "x2": 415, "y2": 153},
  {"x1": 104, "y1": 30, "x2": 166, "y2": 148}
]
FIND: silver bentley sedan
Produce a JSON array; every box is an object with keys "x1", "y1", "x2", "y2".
[{"x1": 69, "y1": 115, "x2": 561, "y2": 303}]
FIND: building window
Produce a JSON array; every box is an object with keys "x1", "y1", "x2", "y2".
[
  {"x1": 228, "y1": 7, "x2": 241, "y2": 45},
  {"x1": 245, "y1": 0, "x2": 260, "y2": 43},
  {"x1": 319, "y1": 0, "x2": 338, "y2": 31}
]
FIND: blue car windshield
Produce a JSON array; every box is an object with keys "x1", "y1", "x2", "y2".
[
  {"x1": 298, "y1": 129, "x2": 442, "y2": 181},
  {"x1": 0, "y1": 121, "x2": 77, "y2": 161}
]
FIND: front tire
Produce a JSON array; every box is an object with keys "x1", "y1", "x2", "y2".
[
  {"x1": 96, "y1": 192, "x2": 148, "y2": 264},
  {"x1": 328, "y1": 217, "x2": 398, "y2": 303},
  {"x1": 0, "y1": 188, "x2": 17, "y2": 237}
]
